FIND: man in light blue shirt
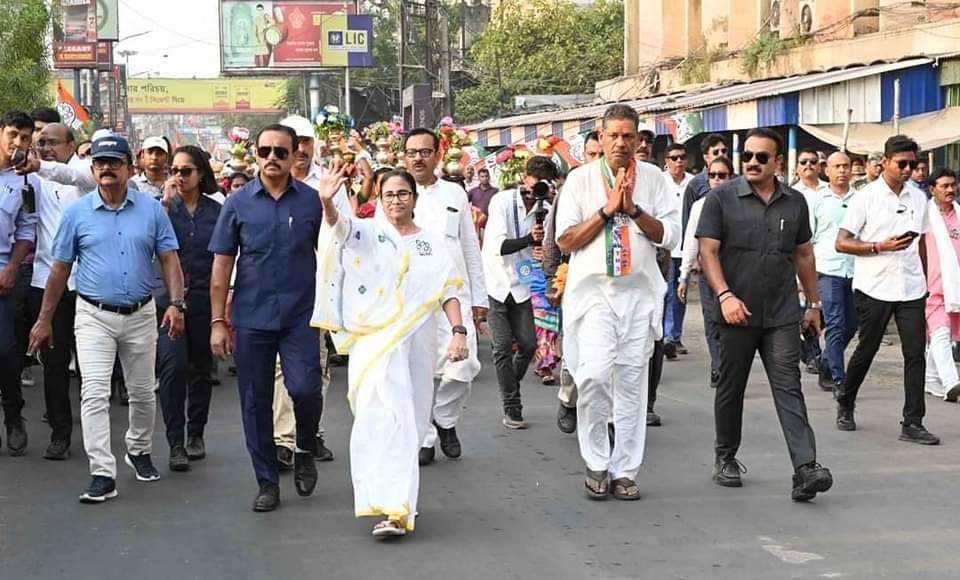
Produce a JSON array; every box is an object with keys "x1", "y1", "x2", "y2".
[
  {"x1": 808, "y1": 151, "x2": 857, "y2": 392},
  {"x1": 29, "y1": 136, "x2": 185, "y2": 504},
  {"x1": 0, "y1": 111, "x2": 38, "y2": 457}
]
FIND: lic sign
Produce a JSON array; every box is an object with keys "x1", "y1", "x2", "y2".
[{"x1": 328, "y1": 29, "x2": 369, "y2": 53}]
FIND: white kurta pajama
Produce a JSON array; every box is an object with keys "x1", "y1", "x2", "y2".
[
  {"x1": 311, "y1": 214, "x2": 461, "y2": 531},
  {"x1": 410, "y1": 178, "x2": 487, "y2": 448},
  {"x1": 556, "y1": 160, "x2": 680, "y2": 480}
]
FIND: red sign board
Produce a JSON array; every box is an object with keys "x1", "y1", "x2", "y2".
[{"x1": 54, "y1": 41, "x2": 99, "y2": 68}]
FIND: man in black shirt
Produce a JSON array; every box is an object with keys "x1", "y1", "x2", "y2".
[{"x1": 696, "y1": 128, "x2": 833, "y2": 502}]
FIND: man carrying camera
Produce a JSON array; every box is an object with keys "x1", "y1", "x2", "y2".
[
  {"x1": 482, "y1": 157, "x2": 556, "y2": 429},
  {"x1": 835, "y1": 135, "x2": 939, "y2": 445},
  {"x1": 0, "y1": 111, "x2": 38, "y2": 457}
]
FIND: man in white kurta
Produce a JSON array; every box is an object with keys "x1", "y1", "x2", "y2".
[
  {"x1": 403, "y1": 129, "x2": 487, "y2": 464},
  {"x1": 555, "y1": 108, "x2": 680, "y2": 491}
]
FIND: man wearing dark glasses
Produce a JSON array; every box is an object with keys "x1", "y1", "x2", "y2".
[
  {"x1": 682, "y1": 134, "x2": 728, "y2": 236},
  {"x1": 209, "y1": 124, "x2": 323, "y2": 511},
  {"x1": 662, "y1": 143, "x2": 694, "y2": 361},
  {"x1": 697, "y1": 127, "x2": 833, "y2": 501},
  {"x1": 835, "y1": 134, "x2": 939, "y2": 445}
]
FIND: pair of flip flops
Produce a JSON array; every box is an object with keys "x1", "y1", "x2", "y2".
[{"x1": 584, "y1": 470, "x2": 641, "y2": 501}]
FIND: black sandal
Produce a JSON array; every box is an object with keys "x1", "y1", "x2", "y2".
[{"x1": 584, "y1": 469, "x2": 609, "y2": 500}]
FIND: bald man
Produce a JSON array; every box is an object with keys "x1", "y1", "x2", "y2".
[{"x1": 807, "y1": 151, "x2": 857, "y2": 393}]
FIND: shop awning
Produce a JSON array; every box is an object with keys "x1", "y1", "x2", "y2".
[{"x1": 800, "y1": 107, "x2": 960, "y2": 154}]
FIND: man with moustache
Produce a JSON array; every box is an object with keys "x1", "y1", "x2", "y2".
[
  {"x1": 402, "y1": 127, "x2": 486, "y2": 466},
  {"x1": 682, "y1": 134, "x2": 728, "y2": 234},
  {"x1": 209, "y1": 124, "x2": 323, "y2": 511},
  {"x1": 697, "y1": 127, "x2": 833, "y2": 500},
  {"x1": 835, "y1": 135, "x2": 939, "y2": 444}
]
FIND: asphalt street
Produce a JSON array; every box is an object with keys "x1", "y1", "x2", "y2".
[{"x1": 3, "y1": 284, "x2": 960, "y2": 579}]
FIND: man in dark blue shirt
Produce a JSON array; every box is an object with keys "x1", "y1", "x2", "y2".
[
  {"x1": 681, "y1": 133, "x2": 728, "y2": 236},
  {"x1": 209, "y1": 124, "x2": 322, "y2": 512}
]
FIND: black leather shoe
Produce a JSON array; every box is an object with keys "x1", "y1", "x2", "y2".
[
  {"x1": 418, "y1": 446, "x2": 435, "y2": 466},
  {"x1": 646, "y1": 411, "x2": 662, "y2": 427},
  {"x1": 253, "y1": 483, "x2": 280, "y2": 512},
  {"x1": 276, "y1": 446, "x2": 294, "y2": 472},
  {"x1": 557, "y1": 404, "x2": 576, "y2": 434},
  {"x1": 899, "y1": 423, "x2": 940, "y2": 445},
  {"x1": 313, "y1": 435, "x2": 334, "y2": 462},
  {"x1": 6, "y1": 418, "x2": 27, "y2": 456},
  {"x1": 293, "y1": 451, "x2": 318, "y2": 496},
  {"x1": 792, "y1": 462, "x2": 833, "y2": 501},
  {"x1": 433, "y1": 422, "x2": 461, "y2": 459},
  {"x1": 664, "y1": 342, "x2": 678, "y2": 360},
  {"x1": 43, "y1": 439, "x2": 70, "y2": 461},
  {"x1": 169, "y1": 445, "x2": 190, "y2": 472},
  {"x1": 818, "y1": 363, "x2": 834, "y2": 391},
  {"x1": 836, "y1": 406, "x2": 856, "y2": 431},
  {"x1": 675, "y1": 341, "x2": 688, "y2": 355},
  {"x1": 712, "y1": 458, "x2": 746, "y2": 487},
  {"x1": 185, "y1": 435, "x2": 206, "y2": 460},
  {"x1": 710, "y1": 369, "x2": 720, "y2": 389}
]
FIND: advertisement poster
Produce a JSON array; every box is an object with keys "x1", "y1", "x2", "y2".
[
  {"x1": 126, "y1": 78, "x2": 287, "y2": 114},
  {"x1": 220, "y1": 1, "x2": 372, "y2": 72},
  {"x1": 54, "y1": 0, "x2": 99, "y2": 68}
]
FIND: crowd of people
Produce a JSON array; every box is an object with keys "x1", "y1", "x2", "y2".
[{"x1": 0, "y1": 101, "x2": 957, "y2": 539}]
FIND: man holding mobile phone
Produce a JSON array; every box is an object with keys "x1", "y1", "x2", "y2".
[{"x1": 835, "y1": 134, "x2": 938, "y2": 445}]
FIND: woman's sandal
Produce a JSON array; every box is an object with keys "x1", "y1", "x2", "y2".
[
  {"x1": 610, "y1": 477, "x2": 641, "y2": 501},
  {"x1": 372, "y1": 519, "x2": 406, "y2": 538},
  {"x1": 584, "y1": 469, "x2": 609, "y2": 500}
]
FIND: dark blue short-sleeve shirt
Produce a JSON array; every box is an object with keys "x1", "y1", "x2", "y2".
[{"x1": 208, "y1": 177, "x2": 322, "y2": 330}]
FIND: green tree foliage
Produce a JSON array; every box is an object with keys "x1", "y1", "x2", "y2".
[
  {"x1": 455, "y1": 0, "x2": 623, "y2": 123},
  {"x1": 0, "y1": 0, "x2": 53, "y2": 113}
]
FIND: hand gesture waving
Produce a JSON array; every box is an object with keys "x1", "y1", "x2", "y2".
[{"x1": 317, "y1": 158, "x2": 353, "y2": 201}]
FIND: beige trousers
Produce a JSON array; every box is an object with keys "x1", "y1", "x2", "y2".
[{"x1": 274, "y1": 333, "x2": 330, "y2": 449}]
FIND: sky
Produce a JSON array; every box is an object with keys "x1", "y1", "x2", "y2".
[{"x1": 114, "y1": 0, "x2": 224, "y2": 78}]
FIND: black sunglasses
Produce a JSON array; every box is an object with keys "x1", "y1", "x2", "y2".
[
  {"x1": 708, "y1": 172, "x2": 730, "y2": 179},
  {"x1": 896, "y1": 160, "x2": 919, "y2": 170},
  {"x1": 667, "y1": 154, "x2": 686, "y2": 161},
  {"x1": 256, "y1": 146, "x2": 290, "y2": 160},
  {"x1": 798, "y1": 159, "x2": 818, "y2": 166},
  {"x1": 170, "y1": 167, "x2": 196, "y2": 177},
  {"x1": 710, "y1": 147, "x2": 728, "y2": 156},
  {"x1": 741, "y1": 151, "x2": 771, "y2": 165}
]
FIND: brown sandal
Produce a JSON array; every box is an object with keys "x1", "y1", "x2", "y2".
[
  {"x1": 584, "y1": 469, "x2": 609, "y2": 500},
  {"x1": 610, "y1": 477, "x2": 641, "y2": 501}
]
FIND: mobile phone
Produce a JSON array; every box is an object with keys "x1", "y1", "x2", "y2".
[{"x1": 897, "y1": 231, "x2": 919, "y2": 241}]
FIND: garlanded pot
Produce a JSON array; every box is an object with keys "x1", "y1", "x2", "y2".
[
  {"x1": 444, "y1": 146, "x2": 464, "y2": 177},
  {"x1": 375, "y1": 138, "x2": 392, "y2": 166}
]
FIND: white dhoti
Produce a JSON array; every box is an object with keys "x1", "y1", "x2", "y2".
[
  {"x1": 925, "y1": 326, "x2": 960, "y2": 397},
  {"x1": 564, "y1": 298, "x2": 657, "y2": 481}
]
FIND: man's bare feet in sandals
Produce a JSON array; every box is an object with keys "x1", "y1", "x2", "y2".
[
  {"x1": 372, "y1": 519, "x2": 406, "y2": 538},
  {"x1": 611, "y1": 477, "x2": 641, "y2": 501},
  {"x1": 584, "y1": 469, "x2": 609, "y2": 500}
]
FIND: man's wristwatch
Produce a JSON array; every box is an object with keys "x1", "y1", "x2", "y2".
[
  {"x1": 626, "y1": 204, "x2": 643, "y2": 219},
  {"x1": 807, "y1": 301, "x2": 822, "y2": 310},
  {"x1": 170, "y1": 299, "x2": 187, "y2": 313},
  {"x1": 451, "y1": 325, "x2": 468, "y2": 336},
  {"x1": 597, "y1": 208, "x2": 612, "y2": 223}
]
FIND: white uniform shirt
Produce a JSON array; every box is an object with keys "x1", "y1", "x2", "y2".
[
  {"x1": 481, "y1": 189, "x2": 549, "y2": 304},
  {"x1": 556, "y1": 160, "x2": 681, "y2": 325},
  {"x1": 840, "y1": 176, "x2": 929, "y2": 302},
  {"x1": 414, "y1": 178, "x2": 487, "y2": 309},
  {"x1": 793, "y1": 179, "x2": 830, "y2": 204},
  {"x1": 662, "y1": 170, "x2": 693, "y2": 258},
  {"x1": 678, "y1": 196, "x2": 705, "y2": 283},
  {"x1": 33, "y1": 155, "x2": 89, "y2": 290}
]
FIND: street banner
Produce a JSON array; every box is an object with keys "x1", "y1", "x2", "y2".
[
  {"x1": 664, "y1": 112, "x2": 705, "y2": 144},
  {"x1": 126, "y1": 78, "x2": 287, "y2": 114},
  {"x1": 53, "y1": 0, "x2": 99, "y2": 69},
  {"x1": 219, "y1": 1, "x2": 373, "y2": 72}
]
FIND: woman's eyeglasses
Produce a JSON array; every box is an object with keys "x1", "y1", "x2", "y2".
[
  {"x1": 667, "y1": 155, "x2": 686, "y2": 162},
  {"x1": 382, "y1": 190, "x2": 414, "y2": 203},
  {"x1": 708, "y1": 172, "x2": 729, "y2": 179},
  {"x1": 170, "y1": 167, "x2": 196, "y2": 177}
]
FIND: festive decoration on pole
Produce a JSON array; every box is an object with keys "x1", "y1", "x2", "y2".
[
  {"x1": 227, "y1": 126, "x2": 251, "y2": 173},
  {"x1": 437, "y1": 116, "x2": 473, "y2": 178}
]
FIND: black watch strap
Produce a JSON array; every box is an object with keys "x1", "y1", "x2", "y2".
[{"x1": 597, "y1": 208, "x2": 611, "y2": 222}]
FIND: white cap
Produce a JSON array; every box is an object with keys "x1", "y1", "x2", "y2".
[
  {"x1": 91, "y1": 128, "x2": 114, "y2": 141},
  {"x1": 280, "y1": 115, "x2": 315, "y2": 139},
  {"x1": 141, "y1": 136, "x2": 169, "y2": 153}
]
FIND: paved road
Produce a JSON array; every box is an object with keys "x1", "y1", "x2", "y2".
[{"x1": 3, "y1": 291, "x2": 960, "y2": 579}]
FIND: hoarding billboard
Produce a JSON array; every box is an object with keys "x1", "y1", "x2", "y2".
[
  {"x1": 219, "y1": 1, "x2": 373, "y2": 72},
  {"x1": 96, "y1": 0, "x2": 119, "y2": 41},
  {"x1": 126, "y1": 78, "x2": 287, "y2": 114},
  {"x1": 53, "y1": 0, "x2": 98, "y2": 69}
]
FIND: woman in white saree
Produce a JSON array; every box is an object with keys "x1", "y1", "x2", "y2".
[{"x1": 311, "y1": 166, "x2": 468, "y2": 538}]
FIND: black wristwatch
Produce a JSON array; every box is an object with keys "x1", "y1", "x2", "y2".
[
  {"x1": 597, "y1": 208, "x2": 612, "y2": 223},
  {"x1": 626, "y1": 204, "x2": 643, "y2": 219},
  {"x1": 451, "y1": 325, "x2": 468, "y2": 336},
  {"x1": 170, "y1": 299, "x2": 187, "y2": 313}
]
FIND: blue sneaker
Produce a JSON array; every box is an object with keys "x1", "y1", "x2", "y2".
[
  {"x1": 125, "y1": 453, "x2": 161, "y2": 482},
  {"x1": 79, "y1": 476, "x2": 118, "y2": 503}
]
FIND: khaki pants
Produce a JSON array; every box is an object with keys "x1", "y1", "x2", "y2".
[
  {"x1": 273, "y1": 333, "x2": 330, "y2": 449},
  {"x1": 75, "y1": 298, "x2": 158, "y2": 478}
]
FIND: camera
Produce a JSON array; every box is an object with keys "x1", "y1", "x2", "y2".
[
  {"x1": 11, "y1": 151, "x2": 35, "y2": 214},
  {"x1": 522, "y1": 180, "x2": 552, "y2": 246}
]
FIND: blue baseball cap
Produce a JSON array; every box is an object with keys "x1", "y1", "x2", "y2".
[{"x1": 91, "y1": 136, "x2": 133, "y2": 162}]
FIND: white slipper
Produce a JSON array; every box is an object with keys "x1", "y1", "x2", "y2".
[{"x1": 372, "y1": 520, "x2": 406, "y2": 538}]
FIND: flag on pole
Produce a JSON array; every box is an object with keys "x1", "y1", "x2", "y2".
[{"x1": 55, "y1": 80, "x2": 89, "y2": 130}]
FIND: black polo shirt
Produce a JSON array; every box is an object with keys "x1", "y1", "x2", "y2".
[{"x1": 695, "y1": 176, "x2": 811, "y2": 328}]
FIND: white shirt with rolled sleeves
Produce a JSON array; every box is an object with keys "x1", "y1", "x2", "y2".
[
  {"x1": 663, "y1": 170, "x2": 693, "y2": 258},
  {"x1": 481, "y1": 189, "x2": 549, "y2": 304},
  {"x1": 556, "y1": 159, "x2": 681, "y2": 374},
  {"x1": 33, "y1": 155, "x2": 90, "y2": 291},
  {"x1": 840, "y1": 176, "x2": 929, "y2": 302}
]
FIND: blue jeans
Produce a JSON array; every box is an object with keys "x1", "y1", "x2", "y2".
[
  {"x1": 817, "y1": 274, "x2": 857, "y2": 381},
  {"x1": 698, "y1": 273, "x2": 721, "y2": 372},
  {"x1": 664, "y1": 257, "x2": 686, "y2": 344}
]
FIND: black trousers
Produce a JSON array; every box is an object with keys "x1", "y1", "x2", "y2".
[
  {"x1": 28, "y1": 288, "x2": 75, "y2": 441},
  {"x1": 715, "y1": 323, "x2": 817, "y2": 469},
  {"x1": 487, "y1": 294, "x2": 537, "y2": 414},
  {"x1": 835, "y1": 291, "x2": 926, "y2": 425},
  {"x1": 647, "y1": 340, "x2": 664, "y2": 412}
]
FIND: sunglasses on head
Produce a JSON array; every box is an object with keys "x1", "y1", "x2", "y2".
[
  {"x1": 170, "y1": 167, "x2": 196, "y2": 177},
  {"x1": 667, "y1": 154, "x2": 686, "y2": 161},
  {"x1": 741, "y1": 151, "x2": 771, "y2": 165},
  {"x1": 256, "y1": 146, "x2": 290, "y2": 160},
  {"x1": 895, "y1": 159, "x2": 919, "y2": 170},
  {"x1": 708, "y1": 172, "x2": 730, "y2": 179}
]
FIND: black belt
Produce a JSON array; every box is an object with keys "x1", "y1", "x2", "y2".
[{"x1": 79, "y1": 294, "x2": 153, "y2": 315}]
